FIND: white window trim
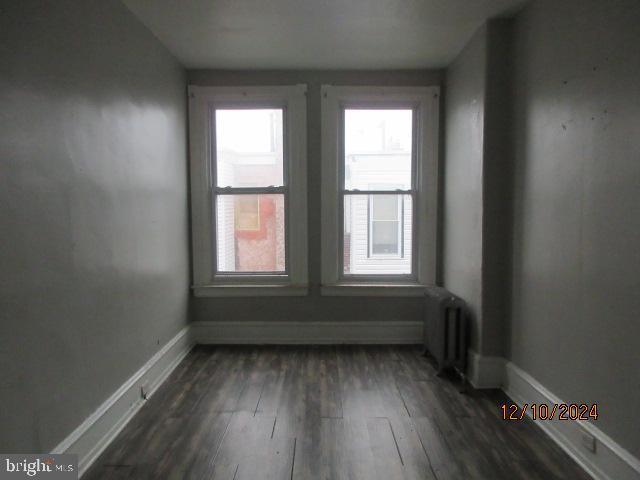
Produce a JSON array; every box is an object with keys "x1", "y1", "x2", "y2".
[
  {"x1": 320, "y1": 85, "x2": 439, "y2": 296},
  {"x1": 188, "y1": 85, "x2": 308, "y2": 297}
]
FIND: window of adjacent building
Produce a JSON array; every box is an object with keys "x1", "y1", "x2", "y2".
[
  {"x1": 189, "y1": 86, "x2": 307, "y2": 296},
  {"x1": 321, "y1": 86, "x2": 439, "y2": 295},
  {"x1": 369, "y1": 194, "x2": 403, "y2": 257}
]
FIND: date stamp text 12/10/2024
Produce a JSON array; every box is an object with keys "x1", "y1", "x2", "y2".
[{"x1": 501, "y1": 403, "x2": 599, "y2": 421}]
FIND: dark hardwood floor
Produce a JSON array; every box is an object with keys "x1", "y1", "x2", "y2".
[{"x1": 84, "y1": 346, "x2": 590, "y2": 480}]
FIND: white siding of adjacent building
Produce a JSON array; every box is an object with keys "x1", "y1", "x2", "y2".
[{"x1": 216, "y1": 159, "x2": 236, "y2": 271}]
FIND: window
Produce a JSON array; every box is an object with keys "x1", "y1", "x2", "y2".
[
  {"x1": 215, "y1": 109, "x2": 285, "y2": 274},
  {"x1": 342, "y1": 109, "x2": 413, "y2": 275},
  {"x1": 321, "y1": 86, "x2": 439, "y2": 296},
  {"x1": 369, "y1": 194, "x2": 403, "y2": 257},
  {"x1": 189, "y1": 86, "x2": 307, "y2": 296}
]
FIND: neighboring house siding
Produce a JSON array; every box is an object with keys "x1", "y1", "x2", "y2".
[
  {"x1": 217, "y1": 194, "x2": 236, "y2": 271},
  {"x1": 217, "y1": 158, "x2": 236, "y2": 271}
]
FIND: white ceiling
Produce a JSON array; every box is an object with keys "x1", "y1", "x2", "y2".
[{"x1": 122, "y1": 0, "x2": 526, "y2": 69}]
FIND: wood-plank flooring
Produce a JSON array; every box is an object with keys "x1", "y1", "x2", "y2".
[{"x1": 84, "y1": 346, "x2": 590, "y2": 480}]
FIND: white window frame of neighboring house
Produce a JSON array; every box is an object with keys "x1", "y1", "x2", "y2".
[
  {"x1": 188, "y1": 85, "x2": 308, "y2": 297},
  {"x1": 320, "y1": 85, "x2": 439, "y2": 297},
  {"x1": 366, "y1": 182, "x2": 404, "y2": 259},
  {"x1": 368, "y1": 194, "x2": 404, "y2": 259}
]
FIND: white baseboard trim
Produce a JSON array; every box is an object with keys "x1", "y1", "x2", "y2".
[
  {"x1": 51, "y1": 326, "x2": 194, "y2": 478},
  {"x1": 192, "y1": 320, "x2": 423, "y2": 344},
  {"x1": 504, "y1": 362, "x2": 640, "y2": 480},
  {"x1": 467, "y1": 349, "x2": 506, "y2": 388}
]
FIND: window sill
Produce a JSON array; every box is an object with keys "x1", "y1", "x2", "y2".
[
  {"x1": 192, "y1": 284, "x2": 309, "y2": 298},
  {"x1": 320, "y1": 283, "x2": 426, "y2": 297}
]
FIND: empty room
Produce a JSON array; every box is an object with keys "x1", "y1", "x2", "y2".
[{"x1": 1, "y1": 0, "x2": 639, "y2": 479}]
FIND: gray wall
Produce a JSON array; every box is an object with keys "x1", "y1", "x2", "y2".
[
  {"x1": 509, "y1": 0, "x2": 640, "y2": 457},
  {"x1": 0, "y1": 0, "x2": 190, "y2": 452},
  {"x1": 443, "y1": 21, "x2": 512, "y2": 357},
  {"x1": 187, "y1": 69, "x2": 442, "y2": 323},
  {"x1": 481, "y1": 20, "x2": 513, "y2": 358},
  {"x1": 442, "y1": 27, "x2": 487, "y2": 353}
]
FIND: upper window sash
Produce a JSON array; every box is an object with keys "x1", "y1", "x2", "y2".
[
  {"x1": 188, "y1": 85, "x2": 308, "y2": 296},
  {"x1": 342, "y1": 106, "x2": 415, "y2": 193},
  {"x1": 321, "y1": 85, "x2": 439, "y2": 293},
  {"x1": 213, "y1": 107, "x2": 287, "y2": 189}
]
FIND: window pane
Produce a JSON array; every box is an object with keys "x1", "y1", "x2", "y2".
[
  {"x1": 216, "y1": 194, "x2": 286, "y2": 272},
  {"x1": 371, "y1": 195, "x2": 399, "y2": 221},
  {"x1": 344, "y1": 109, "x2": 412, "y2": 191},
  {"x1": 215, "y1": 109, "x2": 284, "y2": 188},
  {"x1": 372, "y1": 222, "x2": 399, "y2": 254},
  {"x1": 343, "y1": 194, "x2": 412, "y2": 275}
]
